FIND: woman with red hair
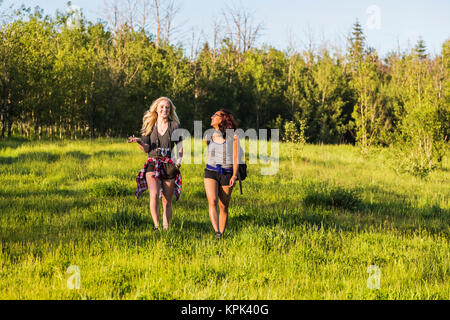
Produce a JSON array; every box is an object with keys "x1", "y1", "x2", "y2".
[{"x1": 204, "y1": 109, "x2": 242, "y2": 239}]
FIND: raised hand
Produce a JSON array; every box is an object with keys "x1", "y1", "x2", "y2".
[{"x1": 127, "y1": 136, "x2": 140, "y2": 143}]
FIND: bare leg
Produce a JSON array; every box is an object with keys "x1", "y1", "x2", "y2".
[
  {"x1": 218, "y1": 185, "x2": 233, "y2": 235},
  {"x1": 204, "y1": 178, "x2": 219, "y2": 233},
  {"x1": 146, "y1": 172, "x2": 161, "y2": 228},
  {"x1": 161, "y1": 178, "x2": 175, "y2": 229}
]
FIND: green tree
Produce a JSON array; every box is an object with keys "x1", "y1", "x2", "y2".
[
  {"x1": 310, "y1": 48, "x2": 353, "y2": 143},
  {"x1": 347, "y1": 21, "x2": 386, "y2": 153},
  {"x1": 390, "y1": 45, "x2": 447, "y2": 176},
  {"x1": 414, "y1": 37, "x2": 428, "y2": 61},
  {"x1": 440, "y1": 39, "x2": 450, "y2": 141}
]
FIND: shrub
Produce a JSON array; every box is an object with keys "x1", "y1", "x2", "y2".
[
  {"x1": 283, "y1": 119, "x2": 307, "y2": 145},
  {"x1": 394, "y1": 135, "x2": 446, "y2": 178}
]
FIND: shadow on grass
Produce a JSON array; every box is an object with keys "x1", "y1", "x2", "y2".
[
  {"x1": 177, "y1": 218, "x2": 211, "y2": 234},
  {"x1": 0, "y1": 204, "x2": 153, "y2": 245},
  {"x1": 229, "y1": 194, "x2": 449, "y2": 237},
  {"x1": 1, "y1": 180, "x2": 448, "y2": 247},
  {"x1": 300, "y1": 157, "x2": 352, "y2": 168},
  {"x1": 158, "y1": 181, "x2": 450, "y2": 238},
  {"x1": 93, "y1": 150, "x2": 128, "y2": 158},
  {"x1": 79, "y1": 207, "x2": 153, "y2": 231},
  {"x1": 0, "y1": 149, "x2": 127, "y2": 165},
  {"x1": 0, "y1": 151, "x2": 61, "y2": 165},
  {"x1": 65, "y1": 151, "x2": 91, "y2": 161},
  {"x1": 0, "y1": 136, "x2": 30, "y2": 150},
  {"x1": 0, "y1": 188, "x2": 87, "y2": 198}
]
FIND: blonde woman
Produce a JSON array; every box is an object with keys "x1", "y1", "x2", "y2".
[{"x1": 128, "y1": 97, "x2": 183, "y2": 231}]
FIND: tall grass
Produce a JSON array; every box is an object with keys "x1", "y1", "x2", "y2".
[{"x1": 0, "y1": 138, "x2": 448, "y2": 299}]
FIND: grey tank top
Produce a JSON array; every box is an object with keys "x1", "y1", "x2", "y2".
[
  {"x1": 207, "y1": 137, "x2": 244, "y2": 169},
  {"x1": 207, "y1": 141, "x2": 233, "y2": 168}
]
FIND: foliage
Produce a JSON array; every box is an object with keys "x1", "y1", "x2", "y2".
[
  {"x1": 387, "y1": 41, "x2": 448, "y2": 176},
  {"x1": 347, "y1": 21, "x2": 387, "y2": 153},
  {"x1": 0, "y1": 6, "x2": 448, "y2": 176}
]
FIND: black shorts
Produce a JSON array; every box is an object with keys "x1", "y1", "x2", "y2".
[
  {"x1": 146, "y1": 162, "x2": 179, "y2": 180},
  {"x1": 204, "y1": 168, "x2": 233, "y2": 186}
]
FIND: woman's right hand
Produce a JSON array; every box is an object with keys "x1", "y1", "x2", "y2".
[{"x1": 127, "y1": 136, "x2": 140, "y2": 143}]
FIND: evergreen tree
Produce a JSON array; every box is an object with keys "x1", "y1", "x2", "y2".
[
  {"x1": 414, "y1": 37, "x2": 428, "y2": 60},
  {"x1": 347, "y1": 20, "x2": 386, "y2": 152}
]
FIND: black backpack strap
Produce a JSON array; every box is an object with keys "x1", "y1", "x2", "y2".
[{"x1": 238, "y1": 174, "x2": 243, "y2": 195}]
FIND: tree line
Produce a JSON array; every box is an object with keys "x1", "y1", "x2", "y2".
[{"x1": 0, "y1": 2, "x2": 448, "y2": 176}]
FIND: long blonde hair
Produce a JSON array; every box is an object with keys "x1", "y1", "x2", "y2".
[{"x1": 141, "y1": 97, "x2": 180, "y2": 136}]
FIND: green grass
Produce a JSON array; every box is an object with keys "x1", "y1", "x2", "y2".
[{"x1": 0, "y1": 138, "x2": 448, "y2": 299}]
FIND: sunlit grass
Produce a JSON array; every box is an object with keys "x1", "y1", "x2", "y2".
[{"x1": 0, "y1": 138, "x2": 448, "y2": 299}]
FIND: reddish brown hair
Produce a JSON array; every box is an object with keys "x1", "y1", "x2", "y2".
[{"x1": 217, "y1": 109, "x2": 238, "y2": 138}]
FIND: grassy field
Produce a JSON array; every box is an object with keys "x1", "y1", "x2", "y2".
[{"x1": 0, "y1": 137, "x2": 448, "y2": 299}]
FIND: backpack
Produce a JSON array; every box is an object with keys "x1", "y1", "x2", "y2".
[
  {"x1": 238, "y1": 163, "x2": 247, "y2": 180},
  {"x1": 236, "y1": 141, "x2": 247, "y2": 194},
  {"x1": 237, "y1": 163, "x2": 247, "y2": 195}
]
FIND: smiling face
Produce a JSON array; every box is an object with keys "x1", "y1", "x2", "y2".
[
  {"x1": 156, "y1": 99, "x2": 171, "y2": 120},
  {"x1": 210, "y1": 111, "x2": 222, "y2": 129}
]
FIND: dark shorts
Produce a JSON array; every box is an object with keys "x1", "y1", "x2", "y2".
[
  {"x1": 204, "y1": 168, "x2": 233, "y2": 186},
  {"x1": 146, "y1": 162, "x2": 179, "y2": 180}
]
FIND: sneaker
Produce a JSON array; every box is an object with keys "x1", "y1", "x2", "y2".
[
  {"x1": 152, "y1": 226, "x2": 159, "y2": 231},
  {"x1": 215, "y1": 231, "x2": 223, "y2": 239}
]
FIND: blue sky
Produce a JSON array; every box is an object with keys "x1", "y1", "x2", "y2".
[{"x1": 2, "y1": 0, "x2": 449, "y2": 56}]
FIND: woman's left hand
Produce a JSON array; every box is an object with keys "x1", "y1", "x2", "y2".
[{"x1": 229, "y1": 175, "x2": 237, "y2": 188}]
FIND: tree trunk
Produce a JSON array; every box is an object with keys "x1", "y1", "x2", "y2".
[
  {"x1": 1, "y1": 106, "x2": 5, "y2": 139},
  {"x1": 90, "y1": 118, "x2": 95, "y2": 139},
  {"x1": 7, "y1": 110, "x2": 12, "y2": 138},
  {"x1": 154, "y1": 0, "x2": 161, "y2": 47},
  {"x1": 256, "y1": 104, "x2": 260, "y2": 132},
  {"x1": 59, "y1": 116, "x2": 63, "y2": 139}
]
